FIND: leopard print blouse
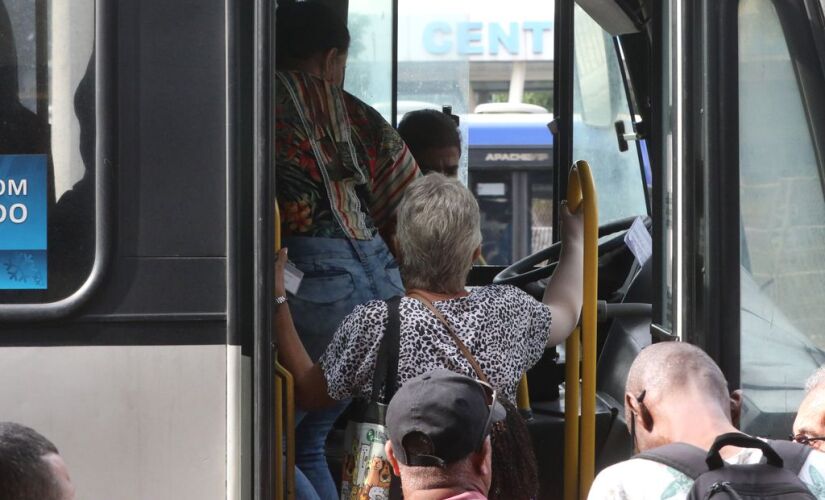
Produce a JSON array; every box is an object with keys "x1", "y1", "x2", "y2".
[{"x1": 319, "y1": 285, "x2": 552, "y2": 403}]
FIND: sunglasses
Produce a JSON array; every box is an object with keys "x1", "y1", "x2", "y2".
[{"x1": 789, "y1": 434, "x2": 825, "y2": 446}]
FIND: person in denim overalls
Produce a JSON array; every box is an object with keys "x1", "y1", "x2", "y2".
[{"x1": 274, "y1": 3, "x2": 420, "y2": 498}]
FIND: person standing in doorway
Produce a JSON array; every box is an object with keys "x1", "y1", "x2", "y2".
[{"x1": 274, "y1": 2, "x2": 420, "y2": 498}]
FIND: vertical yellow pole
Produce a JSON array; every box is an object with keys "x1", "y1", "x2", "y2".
[
  {"x1": 576, "y1": 160, "x2": 598, "y2": 499},
  {"x1": 276, "y1": 363, "x2": 296, "y2": 499},
  {"x1": 563, "y1": 327, "x2": 581, "y2": 500},
  {"x1": 274, "y1": 202, "x2": 296, "y2": 499},
  {"x1": 274, "y1": 374, "x2": 284, "y2": 500},
  {"x1": 517, "y1": 374, "x2": 532, "y2": 414},
  {"x1": 563, "y1": 166, "x2": 584, "y2": 500}
]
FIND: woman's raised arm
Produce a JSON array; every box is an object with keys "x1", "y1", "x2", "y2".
[{"x1": 542, "y1": 202, "x2": 584, "y2": 346}]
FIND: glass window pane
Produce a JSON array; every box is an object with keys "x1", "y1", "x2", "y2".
[
  {"x1": 398, "y1": 0, "x2": 471, "y2": 183},
  {"x1": 738, "y1": 0, "x2": 825, "y2": 436},
  {"x1": 0, "y1": 0, "x2": 96, "y2": 302},
  {"x1": 529, "y1": 171, "x2": 553, "y2": 254},
  {"x1": 471, "y1": 171, "x2": 513, "y2": 265},
  {"x1": 345, "y1": 0, "x2": 393, "y2": 122},
  {"x1": 399, "y1": 0, "x2": 554, "y2": 264},
  {"x1": 571, "y1": 5, "x2": 646, "y2": 224}
]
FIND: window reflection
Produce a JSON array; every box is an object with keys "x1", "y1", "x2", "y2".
[{"x1": 0, "y1": 0, "x2": 96, "y2": 301}]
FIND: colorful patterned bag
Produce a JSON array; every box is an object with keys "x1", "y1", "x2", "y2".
[{"x1": 340, "y1": 296, "x2": 401, "y2": 500}]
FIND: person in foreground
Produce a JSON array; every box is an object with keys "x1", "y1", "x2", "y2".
[
  {"x1": 588, "y1": 342, "x2": 825, "y2": 499},
  {"x1": 0, "y1": 422, "x2": 75, "y2": 500},
  {"x1": 794, "y1": 366, "x2": 825, "y2": 452},
  {"x1": 397, "y1": 109, "x2": 462, "y2": 177},
  {"x1": 274, "y1": 173, "x2": 583, "y2": 408},
  {"x1": 385, "y1": 370, "x2": 505, "y2": 500}
]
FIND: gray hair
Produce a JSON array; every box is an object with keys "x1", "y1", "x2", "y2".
[
  {"x1": 805, "y1": 366, "x2": 825, "y2": 392},
  {"x1": 396, "y1": 173, "x2": 482, "y2": 294}
]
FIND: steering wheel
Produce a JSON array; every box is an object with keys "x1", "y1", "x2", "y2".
[{"x1": 493, "y1": 215, "x2": 646, "y2": 287}]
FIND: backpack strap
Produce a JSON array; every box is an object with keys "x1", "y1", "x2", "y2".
[
  {"x1": 636, "y1": 442, "x2": 710, "y2": 480},
  {"x1": 372, "y1": 296, "x2": 403, "y2": 404},
  {"x1": 768, "y1": 439, "x2": 813, "y2": 475}
]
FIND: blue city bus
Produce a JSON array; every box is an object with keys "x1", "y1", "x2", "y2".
[{"x1": 466, "y1": 113, "x2": 555, "y2": 264}]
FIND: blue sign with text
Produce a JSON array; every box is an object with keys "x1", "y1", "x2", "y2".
[{"x1": 0, "y1": 155, "x2": 47, "y2": 289}]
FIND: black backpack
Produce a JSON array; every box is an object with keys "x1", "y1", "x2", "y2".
[{"x1": 637, "y1": 432, "x2": 815, "y2": 499}]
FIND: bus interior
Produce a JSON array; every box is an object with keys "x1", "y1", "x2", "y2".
[{"x1": 0, "y1": 0, "x2": 824, "y2": 499}]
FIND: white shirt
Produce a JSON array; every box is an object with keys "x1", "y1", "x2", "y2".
[{"x1": 588, "y1": 446, "x2": 825, "y2": 499}]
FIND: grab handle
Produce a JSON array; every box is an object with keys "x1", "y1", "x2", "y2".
[{"x1": 562, "y1": 161, "x2": 599, "y2": 500}]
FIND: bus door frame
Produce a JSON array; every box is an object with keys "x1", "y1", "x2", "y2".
[
  {"x1": 253, "y1": 0, "x2": 276, "y2": 497},
  {"x1": 552, "y1": 0, "x2": 575, "y2": 244}
]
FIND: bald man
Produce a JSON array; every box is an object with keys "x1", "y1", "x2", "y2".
[
  {"x1": 793, "y1": 367, "x2": 825, "y2": 452},
  {"x1": 0, "y1": 422, "x2": 75, "y2": 500},
  {"x1": 588, "y1": 342, "x2": 825, "y2": 499}
]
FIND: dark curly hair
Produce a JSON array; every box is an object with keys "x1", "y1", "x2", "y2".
[{"x1": 488, "y1": 398, "x2": 539, "y2": 500}]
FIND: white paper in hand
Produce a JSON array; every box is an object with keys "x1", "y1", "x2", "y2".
[
  {"x1": 624, "y1": 216, "x2": 652, "y2": 266},
  {"x1": 283, "y1": 262, "x2": 304, "y2": 295}
]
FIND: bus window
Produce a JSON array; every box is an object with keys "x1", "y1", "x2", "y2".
[
  {"x1": 0, "y1": 0, "x2": 98, "y2": 304},
  {"x1": 738, "y1": 0, "x2": 825, "y2": 435},
  {"x1": 397, "y1": 0, "x2": 554, "y2": 265},
  {"x1": 397, "y1": 0, "x2": 472, "y2": 182},
  {"x1": 345, "y1": 0, "x2": 394, "y2": 123},
  {"x1": 572, "y1": 5, "x2": 647, "y2": 224}
]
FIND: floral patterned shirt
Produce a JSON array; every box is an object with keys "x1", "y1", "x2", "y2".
[
  {"x1": 588, "y1": 445, "x2": 825, "y2": 499},
  {"x1": 275, "y1": 71, "x2": 420, "y2": 240}
]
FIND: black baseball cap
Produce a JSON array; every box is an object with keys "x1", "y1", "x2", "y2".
[{"x1": 386, "y1": 369, "x2": 506, "y2": 467}]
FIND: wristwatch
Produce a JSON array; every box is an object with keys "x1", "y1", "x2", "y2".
[{"x1": 274, "y1": 295, "x2": 288, "y2": 305}]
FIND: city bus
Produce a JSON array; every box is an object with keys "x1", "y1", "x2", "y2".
[
  {"x1": 0, "y1": 0, "x2": 824, "y2": 499},
  {"x1": 466, "y1": 110, "x2": 555, "y2": 265}
]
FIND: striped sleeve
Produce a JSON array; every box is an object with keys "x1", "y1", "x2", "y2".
[{"x1": 368, "y1": 120, "x2": 421, "y2": 230}]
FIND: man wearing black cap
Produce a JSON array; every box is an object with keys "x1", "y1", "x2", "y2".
[{"x1": 385, "y1": 370, "x2": 506, "y2": 499}]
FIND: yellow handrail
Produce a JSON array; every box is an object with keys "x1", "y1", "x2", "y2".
[
  {"x1": 517, "y1": 374, "x2": 531, "y2": 415},
  {"x1": 561, "y1": 161, "x2": 599, "y2": 500},
  {"x1": 576, "y1": 161, "x2": 599, "y2": 498},
  {"x1": 563, "y1": 326, "x2": 581, "y2": 500},
  {"x1": 274, "y1": 202, "x2": 296, "y2": 500},
  {"x1": 276, "y1": 362, "x2": 296, "y2": 499},
  {"x1": 274, "y1": 372, "x2": 284, "y2": 500}
]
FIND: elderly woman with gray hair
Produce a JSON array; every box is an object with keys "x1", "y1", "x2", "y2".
[{"x1": 274, "y1": 173, "x2": 583, "y2": 409}]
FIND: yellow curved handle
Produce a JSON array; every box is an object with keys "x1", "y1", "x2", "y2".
[
  {"x1": 562, "y1": 161, "x2": 599, "y2": 500},
  {"x1": 274, "y1": 202, "x2": 295, "y2": 499}
]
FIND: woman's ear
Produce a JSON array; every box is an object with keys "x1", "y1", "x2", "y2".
[{"x1": 472, "y1": 246, "x2": 482, "y2": 262}]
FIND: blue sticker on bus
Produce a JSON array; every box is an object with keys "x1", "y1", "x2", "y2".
[{"x1": 0, "y1": 155, "x2": 47, "y2": 289}]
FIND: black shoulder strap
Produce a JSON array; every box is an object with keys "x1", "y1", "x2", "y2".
[
  {"x1": 637, "y1": 443, "x2": 710, "y2": 480},
  {"x1": 768, "y1": 439, "x2": 813, "y2": 475},
  {"x1": 372, "y1": 296, "x2": 402, "y2": 404}
]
